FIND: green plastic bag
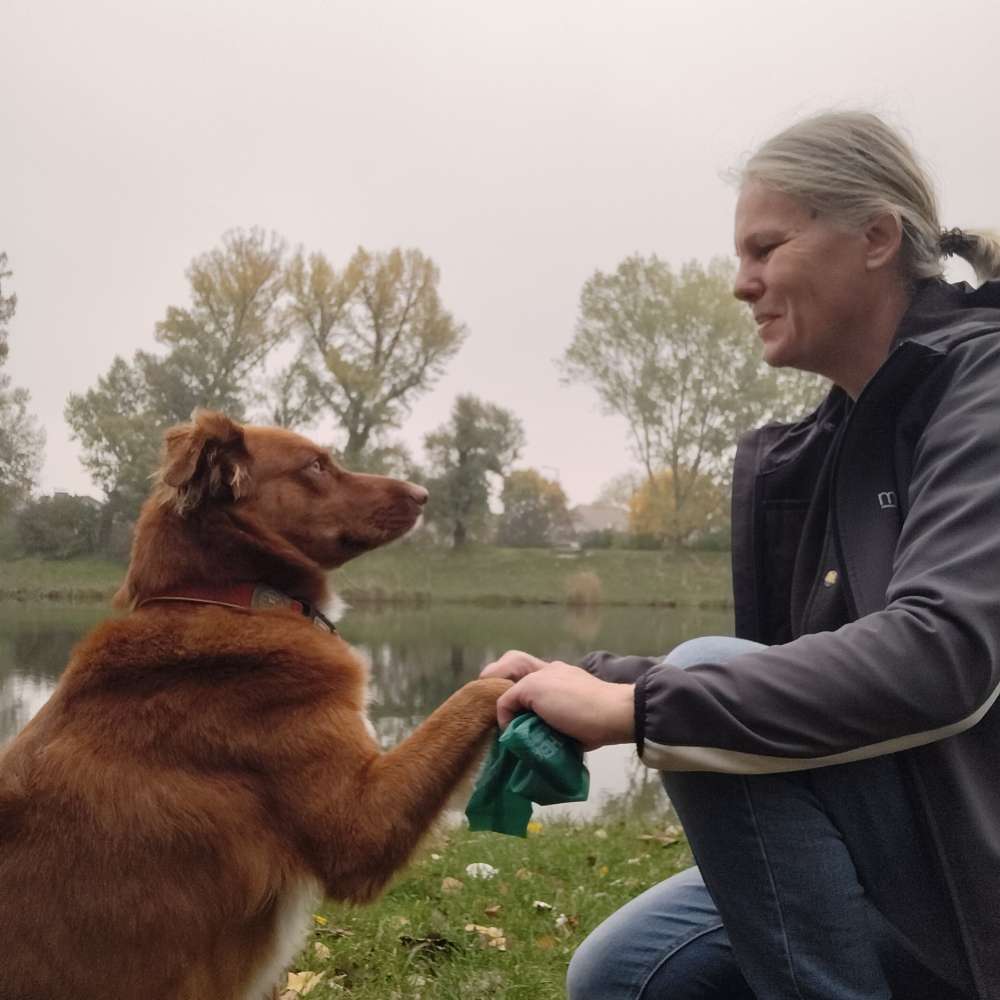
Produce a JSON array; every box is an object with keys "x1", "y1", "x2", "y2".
[{"x1": 465, "y1": 713, "x2": 590, "y2": 837}]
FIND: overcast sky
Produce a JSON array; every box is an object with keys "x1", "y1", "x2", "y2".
[{"x1": 2, "y1": 0, "x2": 995, "y2": 506}]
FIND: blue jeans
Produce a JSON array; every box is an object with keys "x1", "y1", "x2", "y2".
[{"x1": 567, "y1": 636, "x2": 973, "y2": 1000}]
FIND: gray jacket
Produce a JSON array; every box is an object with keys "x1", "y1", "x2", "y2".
[{"x1": 582, "y1": 278, "x2": 1000, "y2": 996}]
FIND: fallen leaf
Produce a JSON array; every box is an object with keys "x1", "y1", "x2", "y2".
[
  {"x1": 465, "y1": 923, "x2": 508, "y2": 949},
  {"x1": 312, "y1": 914, "x2": 328, "y2": 927},
  {"x1": 593, "y1": 828, "x2": 608, "y2": 840},
  {"x1": 535, "y1": 934, "x2": 556, "y2": 950},
  {"x1": 313, "y1": 941, "x2": 331, "y2": 960},
  {"x1": 597, "y1": 865, "x2": 609, "y2": 878},
  {"x1": 639, "y1": 831, "x2": 681, "y2": 847},
  {"x1": 526, "y1": 820, "x2": 544, "y2": 835},
  {"x1": 441, "y1": 877, "x2": 464, "y2": 894},
  {"x1": 284, "y1": 970, "x2": 325, "y2": 996},
  {"x1": 484, "y1": 904, "x2": 502, "y2": 916},
  {"x1": 514, "y1": 867, "x2": 531, "y2": 880}
]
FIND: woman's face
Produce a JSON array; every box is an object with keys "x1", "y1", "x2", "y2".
[{"x1": 733, "y1": 181, "x2": 873, "y2": 381}]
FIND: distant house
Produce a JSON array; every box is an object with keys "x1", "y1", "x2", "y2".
[{"x1": 570, "y1": 503, "x2": 629, "y2": 536}]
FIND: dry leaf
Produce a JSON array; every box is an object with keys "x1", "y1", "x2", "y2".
[
  {"x1": 639, "y1": 834, "x2": 680, "y2": 847},
  {"x1": 526, "y1": 820, "x2": 544, "y2": 834},
  {"x1": 464, "y1": 923, "x2": 508, "y2": 950},
  {"x1": 441, "y1": 877, "x2": 464, "y2": 894},
  {"x1": 535, "y1": 934, "x2": 556, "y2": 950},
  {"x1": 313, "y1": 941, "x2": 331, "y2": 961},
  {"x1": 284, "y1": 970, "x2": 325, "y2": 996},
  {"x1": 514, "y1": 867, "x2": 531, "y2": 880},
  {"x1": 597, "y1": 865, "x2": 609, "y2": 878},
  {"x1": 484, "y1": 904, "x2": 502, "y2": 917}
]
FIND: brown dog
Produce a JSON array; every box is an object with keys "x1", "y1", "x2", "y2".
[{"x1": 0, "y1": 410, "x2": 510, "y2": 1000}]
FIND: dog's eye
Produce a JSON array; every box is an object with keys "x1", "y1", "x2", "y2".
[{"x1": 306, "y1": 459, "x2": 324, "y2": 476}]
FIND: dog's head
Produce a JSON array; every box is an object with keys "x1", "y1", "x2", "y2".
[{"x1": 116, "y1": 410, "x2": 427, "y2": 608}]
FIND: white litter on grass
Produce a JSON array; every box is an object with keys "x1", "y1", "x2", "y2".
[
  {"x1": 465, "y1": 862, "x2": 499, "y2": 879},
  {"x1": 532, "y1": 900, "x2": 553, "y2": 911}
]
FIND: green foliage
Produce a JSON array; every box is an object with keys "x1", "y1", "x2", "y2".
[
  {"x1": 147, "y1": 227, "x2": 289, "y2": 423},
  {"x1": 16, "y1": 494, "x2": 100, "y2": 559},
  {"x1": 0, "y1": 253, "x2": 44, "y2": 517},
  {"x1": 561, "y1": 255, "x2": 826, "y2": 532},
  {"x1": 496, "y1": 469, "x2": 572, "y2": 548},
  {"x1": 422, "y1": 396, "x2": 525, "y2": 548},
  {"x1": 287, "y1": 247, "x2": 466, "y2": 466},
  {"x1": 64, "y1": 355, "x2": 163, "y2": 535},
  {"x1": 65, "y1": 229, "x2": 290, "y2": 533}
]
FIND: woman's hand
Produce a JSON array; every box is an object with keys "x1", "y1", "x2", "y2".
[
  {"x1": 495, "y1": 661, "x2": 636, "y2": 751},
  {"x1": 479, "y1": 649, "x2": 550, "y2": 682}
]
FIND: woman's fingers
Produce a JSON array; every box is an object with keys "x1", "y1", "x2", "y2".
[
  {"x1": 479, "y1": 649, "x2": 549, "y2": 681},
  {"x1": 496, "y1": 662, "x2": 636, "y2": 750}
]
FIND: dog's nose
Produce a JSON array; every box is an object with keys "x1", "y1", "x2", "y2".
[{"x1": 408, "y1": 484, "x2": 429, "y2": 506}]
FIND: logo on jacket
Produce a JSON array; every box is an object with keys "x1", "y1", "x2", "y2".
[{"x1": 877, "y1": 491, "x2": 898, "y2": 510}]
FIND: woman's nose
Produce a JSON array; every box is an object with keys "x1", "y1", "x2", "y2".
[{"x1": 733, "y1": 262, "x2": 763, "y2": 303}]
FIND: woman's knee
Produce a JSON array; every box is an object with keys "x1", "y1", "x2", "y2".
[{"x1": 662, "y1": 635, "x2": 765, "y2": 670}]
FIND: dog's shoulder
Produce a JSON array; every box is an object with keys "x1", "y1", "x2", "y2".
[{"x1": 61, "y1": 606, "x2": 367, "y2": 708}]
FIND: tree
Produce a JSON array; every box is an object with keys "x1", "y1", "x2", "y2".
[
  {"x1": 66, "y1": 229, "x2": 291, "y2": 536},
  {"x1": 0, "y1": 254, "x2": 45, "y2": 517},
  {"x1": 561, "y1": 255, "x2": 824, "y2": 532},
  {"x1": 286, "y1": 247, "x2": 465, "y2": 468},
  {"x1": 17, "y1": 493, "x2": 100, "y2": 559},
  {"x1": 496, "y1": 468, "x2": 572, "y2": 547},
  {"x1": 145, "y1": 227, "x2": 289, "y2": 423},
  {"x1": 64, "y1": 355, "x2": 163, "y2": 547},
  {"x1": 422, "y1": 395, "x2": 524, "y2": 548},
  {"x1": 628, "y1": 467, "x2": 726, "y2": 546},
  {"x1": 595, "y1": 470, "x2": 642, "y2": 507}
]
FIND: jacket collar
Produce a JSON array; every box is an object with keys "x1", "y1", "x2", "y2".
[
  {"x1": 893, "y1": 277, "x2": 1000, "y2": 351},
  {"x1": 138, "y1": 582, "x2": 338, "y2": 634}
]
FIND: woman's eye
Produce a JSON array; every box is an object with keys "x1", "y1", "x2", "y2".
[{"x1": 758, "y1": 243, "x2": 778, "y2": 260}]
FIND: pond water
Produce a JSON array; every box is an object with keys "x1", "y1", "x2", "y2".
[{"x1": 0, "y1": 601, "x2": 733, "y2": 821}]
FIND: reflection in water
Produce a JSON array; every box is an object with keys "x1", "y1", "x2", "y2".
[{"x1": 0, "y1": 601, "x2": 732, "y2": 819}]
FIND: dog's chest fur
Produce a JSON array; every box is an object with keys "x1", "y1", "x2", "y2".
[{"x1": 241, "y1": 876, "x2": 323, "y2": 1000}]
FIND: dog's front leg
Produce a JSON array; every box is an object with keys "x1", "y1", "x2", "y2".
[{"x1": 309, "y1": 676, "x2": 512, "y2": 901}]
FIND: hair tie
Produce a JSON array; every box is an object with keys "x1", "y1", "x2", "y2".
[{"x1": 939, "y1": 227, "x2": 971, "y2": 257}]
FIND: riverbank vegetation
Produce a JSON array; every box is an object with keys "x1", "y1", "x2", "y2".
[
  {"x1": 0, "y1": 544, "x2": 733, "y2": 607},
  {"x1": 281, "y1": 816, "x2": 690, "y2": 1000}
]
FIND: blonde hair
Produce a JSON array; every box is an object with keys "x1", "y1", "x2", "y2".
[{"x1": 740, "y1": 111, "x2": 1000, "y2": 284}]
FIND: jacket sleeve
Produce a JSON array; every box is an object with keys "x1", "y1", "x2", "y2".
[
  {"x1": 578, "y1": 650, "x2": 660, "y2": 683},
  {"x1": 637, "y1": 333, "x2": 1000, "y2": 773}
]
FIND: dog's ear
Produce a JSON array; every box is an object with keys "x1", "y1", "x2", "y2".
[{"x1": 158, "y1": 409, "x2": 252, "y2": 516}]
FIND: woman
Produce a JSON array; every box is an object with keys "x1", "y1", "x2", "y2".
[{"x1": 482, "y1": 111, "x2": 1000, "y2": 1000}]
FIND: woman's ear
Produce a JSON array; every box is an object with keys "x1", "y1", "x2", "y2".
[
  {"x1": 158, "y1": 409, "x2": 252, "y2": 515},
  {"x1": 864, "y1": 212, "x2": 904, "y2": 272}
]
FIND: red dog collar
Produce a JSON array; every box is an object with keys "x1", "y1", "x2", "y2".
[{"x1": 139, "y1": 583, "x2": 337, "y2": 634}]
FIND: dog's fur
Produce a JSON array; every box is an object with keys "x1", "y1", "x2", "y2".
[{"x1": 0, "y1": 411, "x2": 511, "y2": 1000}]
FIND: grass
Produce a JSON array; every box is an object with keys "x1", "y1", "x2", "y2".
[
  {"x1": 330, "y1": 544, "x2": 731, "y2": 608},
  {"x1": 280, "y1": 817, "x2": 691, "y2": 999},
  {"x1": 0, "y1": 546, "x2": 733, "y2": 608}
]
